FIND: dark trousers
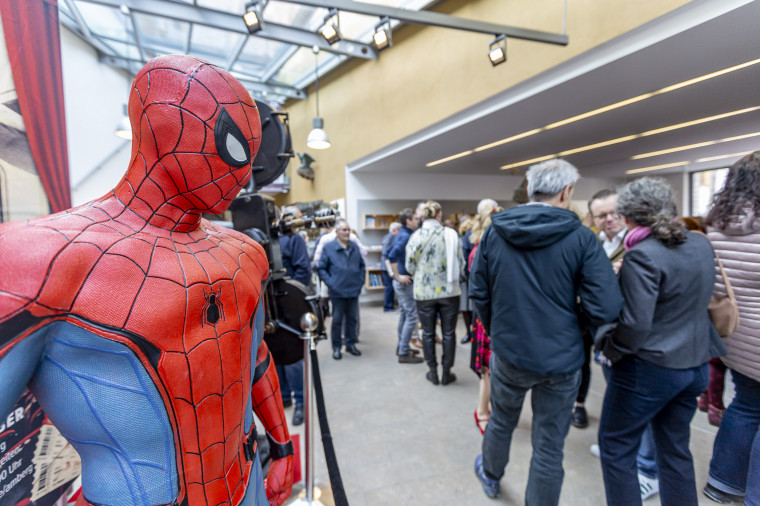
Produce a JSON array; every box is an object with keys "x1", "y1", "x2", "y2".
[
  {"x1": 382, "y1": 271, "x2": 395, "y2": 311},
  {"x1": 577, "y1": 329, "x2": 593, "y2": 403},
  {"x1": 331, "y1": 297, "x2": 358, "y2": 350},
  {"x1": 708, "y1": 370, "x2": 760, "y2": 498},
  {"x1": 416, "y1": 296, "x2": 458, "y2": 372},
  {"x1": 599, "y1": 356, "x2": 708, "y2": 506},
  {"x1": 276, "y1": 361, "x2": 304, "y2": 407},
  {"x1": 483, "y1": 353, "x2": 580, "y2": 505}
]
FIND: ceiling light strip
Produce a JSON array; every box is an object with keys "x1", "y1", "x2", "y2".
[
  {"x1": 425, "y1": 150, "x2": 473, "y2": 167},
  {"x1": 626, "y1": 161, "x2": 689, "y2": 174},
  {"x1": 500, "y1": 106, "x2": 760, "y2": 171},
  {"x1": 626, "y1": 150, "x2": 752, "y2": 174},
  {"x1": 631, "y1": 131, "x2": 760, "y2": 159},
  {"x1": 695, "y1": 151, "x2": 752, "y2": 163},
  {"x1": 431, "y1": 57, "x2": 760, "y2": 168}
]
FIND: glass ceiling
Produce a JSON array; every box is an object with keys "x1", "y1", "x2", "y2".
[{"x1": 58, "y1": 0, "x2": 436, "y2": 104}]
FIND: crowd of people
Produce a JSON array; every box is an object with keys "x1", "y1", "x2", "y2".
[{"x1": 277, "y1": 151, "x2": 759, "y2": 506}]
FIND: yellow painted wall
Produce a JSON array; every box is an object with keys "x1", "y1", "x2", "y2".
[{"x1": 281, "y1": 0, "x2": 691, "y2": 204}]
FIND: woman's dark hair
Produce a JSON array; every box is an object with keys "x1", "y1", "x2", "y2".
[
  {"x1": 616, "y1": 177, "x2": 686, "y2": 248},
  {"x1": 705, "y1": 151, "x2": 760, "y2": 229}
]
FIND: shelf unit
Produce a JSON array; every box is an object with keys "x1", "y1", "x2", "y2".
[
  {"x1": 365, "y1": 268, "x2": 385, "y2": 290},
  {"x1": 363, "y1": 213, "x2": 396, "y2": 230}
]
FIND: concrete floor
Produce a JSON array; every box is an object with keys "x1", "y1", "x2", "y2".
[{"x1": 282, "y1": 303, "x2": 725, "y2": 505}]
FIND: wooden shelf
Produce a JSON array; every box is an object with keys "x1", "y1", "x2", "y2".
[
  {"x1": 363, "y1": 213, "x2": 396, "y2": 230},
  {"x1": 365, "y1": 269, "x2": 385, "y2": 290}
]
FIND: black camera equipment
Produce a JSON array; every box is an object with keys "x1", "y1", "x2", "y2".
[{"x1": 230, "y1": 101, "x2": 336, "y2": 365}]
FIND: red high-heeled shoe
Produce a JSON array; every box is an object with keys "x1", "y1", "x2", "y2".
[{"x1": 474, "y1": 410, "x2": 489, "y2": 435}]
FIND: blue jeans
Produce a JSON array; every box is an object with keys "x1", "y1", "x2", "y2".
[
  {"x1": 393, "y1": 280, "x2": 418, "y2": 355},
  {"x1": 382, "y1": 271, "x2": 394, "y2": 311},
  {"x1": 708, "y1": 370, "x2": 760, "y2": 499},
  {"x1": 599, "y1": 356, "x2": 708, "y2": 506},
  {"x1": 482, "y1": 352, "x2": 580, "y2": 506},
  {"x1": 276, "y1": 361, "x2": 304, "y2": 407},
  {"x1": 331, "y1": 297, "x2": 358, "y2": 350},
  {"x1": 602, "y1": 362, "x2": 658, "y2": 479}
]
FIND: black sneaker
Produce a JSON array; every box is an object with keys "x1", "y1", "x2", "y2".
[
  {"x1": 426, "y1": 370, "x2": 439, "y2": 385},
  {"x1": 571, "y1": 405, "x2": 588, "y2": 428},
  {"x1": 703, "y1": 483, "x2": 744, "y2": 504},
  {"x1": 346, "y1": 345, "x2": 362, "y2": 356},
  {"x1": 332, "y1": 349, "x2": 342, "y2": 360},
  {"x1": 441, "y1": 371, "x2": 457, "y2": 385},
  {"x1": 399, "y1": 352, "x2": 424, "y2": 364}
]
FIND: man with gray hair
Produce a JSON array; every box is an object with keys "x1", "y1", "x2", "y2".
[{"x1": 470, "y1": 159, "x2": 623, "y2": 503}]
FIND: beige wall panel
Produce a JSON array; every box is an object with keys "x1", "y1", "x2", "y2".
[{"x1": 283, "y1": 0, "x2": 691, "y2": 204}]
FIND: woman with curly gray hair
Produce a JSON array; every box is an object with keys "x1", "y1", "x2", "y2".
[{"x1": 597, "y1": 177, "x2": 727, "y2": 506}]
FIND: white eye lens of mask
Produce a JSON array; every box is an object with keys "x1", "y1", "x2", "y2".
[{"x1": 225, "y1": 132, "x2": 247, "y2": 163}]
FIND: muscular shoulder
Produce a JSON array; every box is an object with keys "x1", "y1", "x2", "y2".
[{"x1": 0, "y1": 207, "x2": 115, "y2": 317}]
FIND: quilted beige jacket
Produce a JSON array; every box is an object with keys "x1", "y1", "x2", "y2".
[{"x1": 708, "y1": 212, "x2": 760, "y2": 382}]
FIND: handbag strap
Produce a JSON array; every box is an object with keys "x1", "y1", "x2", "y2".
[
  {"x1": 713, "y1": 250, "x2": 737, "y2": 301},
  {"x1": 693, "y1": 230, "x2": 736, "y2": 301}
]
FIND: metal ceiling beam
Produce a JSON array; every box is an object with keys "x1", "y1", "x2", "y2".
[
  {"x1": 127, "y1": 8, "x2": 148, "y2": 63},
  {"x1": 76, "y1": 0, "x2": 378, "y2": 60},
  {"x1": 98, "y1": 53, "x2": 306, "y2": 100},
  {"x1": 280, "y1": 0, "x2": 569, "y2": 45}
]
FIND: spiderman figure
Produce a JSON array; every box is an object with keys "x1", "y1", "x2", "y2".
[{"x1": 0, "y1": 55, "x2": 293, "y2": 505}]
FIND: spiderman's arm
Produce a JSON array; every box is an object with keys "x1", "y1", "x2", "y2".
[{"x1": 251, "y1": 340, "x2": 294, "y2": 506}]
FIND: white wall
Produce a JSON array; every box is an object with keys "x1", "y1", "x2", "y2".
[
  {"x1": 345, "y1": 170, "x2": 625, "y2": 231},
  {"x1": 61, "y1": 28, "x2": 132, "y2": 205}
]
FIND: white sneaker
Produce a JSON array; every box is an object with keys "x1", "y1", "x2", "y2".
[
  {"x1": 639, "y1": 473, "x2": 660, "y2": 501},
  {"x1": 590, "y1": 444, "x2": 600, "y2": 458}
]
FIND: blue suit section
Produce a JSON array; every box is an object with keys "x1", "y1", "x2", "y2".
[{"x1": 1, "y1": 321, "x2": 178, "y2": 505}]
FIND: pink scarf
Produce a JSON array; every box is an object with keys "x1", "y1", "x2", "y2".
[{"x1": 624, "y1": 226, "x2": 651, "y2": 250}]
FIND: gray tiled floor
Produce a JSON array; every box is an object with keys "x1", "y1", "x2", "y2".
[{"x1": 282, "y1": 304, "x2": 722, "y2": 505}]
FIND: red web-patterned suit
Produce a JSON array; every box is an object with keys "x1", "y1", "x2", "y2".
[{"x1": 0, "y1": 56, "x2": 293, "y2": 505}]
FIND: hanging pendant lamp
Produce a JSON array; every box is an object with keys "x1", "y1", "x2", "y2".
[{"x1": 307, "y1": 46, "x2": 331, "y2": 149}]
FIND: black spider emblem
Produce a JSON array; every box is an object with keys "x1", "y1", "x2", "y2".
[{"x1": 201, "y1": 287, "x2": 225, "y2": 327}]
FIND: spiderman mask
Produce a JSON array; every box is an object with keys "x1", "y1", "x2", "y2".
[{"x1": 115, "y1": 55, "x2": 262, "y2": 229}]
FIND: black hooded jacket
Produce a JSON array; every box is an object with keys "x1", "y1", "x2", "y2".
[{"x1": 469, "y1": 204, "x2": 623, "y2": 376}]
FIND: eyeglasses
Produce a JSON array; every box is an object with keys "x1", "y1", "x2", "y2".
[{"x1": 593, "y1": 212, "x2": 620, "y2": 220}]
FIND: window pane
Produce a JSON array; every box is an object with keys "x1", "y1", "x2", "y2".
[
  {"x1": 189, "y1": 25, "x2": 245, "y2": 67},
  {"x1": 134, "y1": 13, "x2": 189, "y2": 54},
  {"x1": 74, "y1": 1, "x2": 131, "y2": 43},
  {"x1": 691, "y1": 168, "x2": 729, "y2": 216}
]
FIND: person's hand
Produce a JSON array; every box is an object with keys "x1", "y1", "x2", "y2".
[
  {"x1": 396, "y1": 274, "x2": 412, "y2": 285},
  {"x1": 265, "y1": 454, "x2": 294, "y2": 506},
  {"x1": 612, "y1": 258, "x2": 623, "y2": 274}
]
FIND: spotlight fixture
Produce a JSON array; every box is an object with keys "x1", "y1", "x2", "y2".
[
  {"x1": 319, "y1": 9, "x2": 341, "y2": 45},
  {"x1": 243, "y1": 1, "x2": 263, "y2": 34},
  {"x1": 307, "y1": 47, "x2": 331, "y2": 150},
  {"x1": 488, "y1": 35, "x2": 507, "y2": 66},
  {"x1": 373, "y1": 17, "x2": 392, "y2": 51}
]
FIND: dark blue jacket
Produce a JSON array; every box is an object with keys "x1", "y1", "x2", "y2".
[
  {"x1": 470, "y1": 204, "x2": 623, "y2": 376},
  {"x1": 461, "y1": 229, "x2": 474, "y2": 278},
  {"x1": 318, "y1": 239, "x2": 365, "y2": 298},
  {"x1": 387, "y1": 226, "x2": 413, "y2": 276},
  {"x1": 279, "y1": 234, "x2": 311, "y2": 286}
]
